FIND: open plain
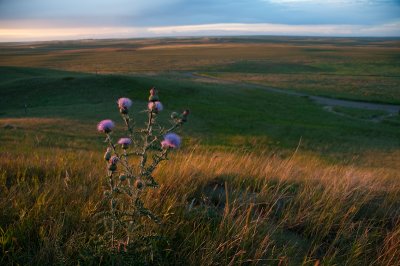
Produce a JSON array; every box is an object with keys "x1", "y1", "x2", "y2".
[{"x1": 0, "y1": 36, "x2": 400, "y2": 265}]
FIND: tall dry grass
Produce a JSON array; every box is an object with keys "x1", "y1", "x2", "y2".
[{"x1": 0, "y1": 147, "x2": 399, "y2": 264}]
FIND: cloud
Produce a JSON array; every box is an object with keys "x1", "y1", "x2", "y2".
[
  {"x1": 0, "y1": 26, "x2": 148, "y2": 42},
  {"x1": 147, "y1": 22, "x2": 400, "y2": 36},
  {"x1": 0, "y1": 0, "x2": 399, "y2": 41},
  {"x1": 1, "y1": 22, "x2": 399, "y2": 42}
]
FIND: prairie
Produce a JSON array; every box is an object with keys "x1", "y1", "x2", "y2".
[
  {"x1": 1, "y1": 36, "x2": 399, "y2": 103},
  {"x1": 0, "y1": 37, "x2": 399, "y2": 265}
]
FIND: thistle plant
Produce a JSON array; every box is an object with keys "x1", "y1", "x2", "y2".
[{"x1": 96, "y1": 87, "x2": 189, "y2": 252}]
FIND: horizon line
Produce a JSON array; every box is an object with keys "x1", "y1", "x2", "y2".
[
  {"x1": 2, "y1": 34, "x2": 400, "y2": 45},
  {"x1": 1, "y1": 22, "x2": 399, "y2": 43}
]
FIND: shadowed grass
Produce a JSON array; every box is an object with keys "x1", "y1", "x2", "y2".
[
  {"x1": 202, "y1": 72, "x2": 400, "y2": 104},
  {"x1": 1, "y1": 36, "x2": 399, "y2": 103},
  {"x1": 1, "y1": 67, "x2": 399, "y2": 162},
  {"x1": 332, "y1": 106, "x2": 389, "y2": 120},
  {"x1": 1, "y1": 147, "x2": 399, "y2": 265}
]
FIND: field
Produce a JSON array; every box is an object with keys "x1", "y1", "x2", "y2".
[
  {"x1": 1, "y1": 36, "x2": 400, "y2": 103},
  {"x1": 0, "y1": 37, "x2": 400, "y2": 265}
]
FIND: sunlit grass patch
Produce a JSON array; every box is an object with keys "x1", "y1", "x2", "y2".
[{"x1": 1, "y1": 148, "x2": 399, "y2": 264}]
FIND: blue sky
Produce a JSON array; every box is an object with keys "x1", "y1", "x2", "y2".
[{"x1": 0, "y1": 0, "x2": 399, "y2": 41}]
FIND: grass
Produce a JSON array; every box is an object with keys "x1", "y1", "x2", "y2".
[
  {"x1": 204, "y1": 60, "x2": 330, "y2": 74},
  {"x1": 383, "y1": 114, "x2": 400, "y2": 126},
  {"x1": 1, "y1": 66, "x2": 399, "y2": 159},
  {"x1": 1, "y1": 145, "x2": 399, "y2": 265},
  {"x1": 332, "y1": 106, "x2": 389, "y2": 120},
  {"x1": 202, "y1": 72, "x2": 400, "y2": 104},
  {"x1": 0, "y1": 36, "x2": 400, "y2": 264},
  {"x1": 1, "y1": 36, "x2": 399, "y2": 103}
]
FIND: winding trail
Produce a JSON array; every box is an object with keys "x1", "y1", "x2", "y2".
[{"x1": 182, "y1": 72, "x2": 400, "y2": 120}]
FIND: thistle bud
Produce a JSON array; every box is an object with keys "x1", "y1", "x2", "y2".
[
  {"x1": 108, "y1": 163, "x2": 117, "y2": 172},
  {"x1": 104, "y1": 147, "x2": 112, "y2": 161},
  {"x1": 171, "y1": 112, "x2": 179, "y2": 119},
  {"x1": 149, "y1": 87, "x2": 159, "y2": 102},
  {"x1": 108, "y1": 156, "x2": 118, "y2": 171},
  {"x1": 135, "y1": 180, "x2": 144, "y2": 190},
  {"x1": 119, "y1": 174, "x2": 127, "y2": 181},
  {"x1": 109, "y1": 156, "x2": 119, "y2": 165},
  {"x1": 180, "y1": 109, "x2": 190, "y2": 123},
  {"x1": 149, "y1": 95, "x2": 159, "y2": 102}
]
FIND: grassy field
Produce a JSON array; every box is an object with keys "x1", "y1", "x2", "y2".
[
  {"x1": 1, "y1": 36, "x2": 399, "y2": 103},
  {"x1": 331, "y1": 106, "x2": 389, "y2": 120},
  {"x1": 0, "y1": 37, "x2": 400, "y2": 265}
]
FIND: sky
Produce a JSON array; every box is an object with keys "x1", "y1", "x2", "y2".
[{"x1": 0, "y1": 0, "x2": 399, "y2": 41}]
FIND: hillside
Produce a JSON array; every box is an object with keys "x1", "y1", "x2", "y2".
[{"x1": 0, "y1": 38, "x2": 400, "y2": 264}]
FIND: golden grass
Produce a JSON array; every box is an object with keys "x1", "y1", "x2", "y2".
[
  {"x1": 1, "y1": 146, "x2": 399, "y2": 264},
  {"x1": 1, "y1": 42, "x2": 398, "y2": 74},
  {"x1": 0, "y1": 118, "x2": 96, "y2": 139},
  {"x1": 2, "y1": 39, "x2": 398, "y2": 103},
  {"x1": 0, "y1": 118, "x2": 73, "y2": 127}
]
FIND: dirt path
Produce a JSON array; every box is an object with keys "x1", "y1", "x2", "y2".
[{"x1": 184, "y1": 72, "x2": 400, "y2": 116}]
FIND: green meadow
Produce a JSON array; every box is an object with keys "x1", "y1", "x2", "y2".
[{"x1": 0, "y1": 37, "x2": 399, "y2": 265}]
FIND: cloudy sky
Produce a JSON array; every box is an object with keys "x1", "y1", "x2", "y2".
[{"x1": 0, "y1": 0, "x2": 399, "y2": 41}]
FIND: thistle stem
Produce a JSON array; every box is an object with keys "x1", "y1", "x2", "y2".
[
  {"x1": 106, "y1": 134, "x2": 134, "y2": 176},
  {"x1": 139, "y1": 110, "x2": 154, "y2": 173}
]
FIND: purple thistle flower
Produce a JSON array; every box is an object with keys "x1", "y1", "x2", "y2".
[
  {"x1": 161, "y1": 133, "x2": 181, "y2": 149},
  {"x1": 97, "y1": 119, "x2": 115, "y2": 133},
  {"x1": 117, "y1": 97, "x2": 132, "y2": 114},
  {"x1": 117, "y1": 98, "x2": 132, "y2": 109},
  {"x1": 148, "y1": 101, "x2": 163, "y2": 112},
  {"x1": 118, "y1": 137, "x2": 132, "y2": 149}
]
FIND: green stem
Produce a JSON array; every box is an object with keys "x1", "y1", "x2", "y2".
[
  {"x1": 139, "y1": 111, "x2": 154, "y2": 173},
  {"x1": 106, "y1": 134, "x2": 134, "y2": 176}
]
